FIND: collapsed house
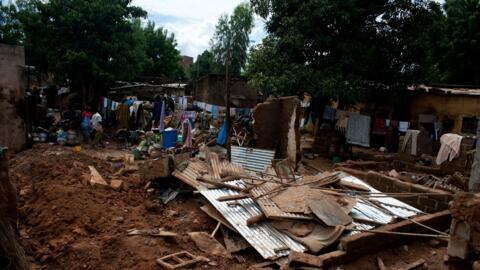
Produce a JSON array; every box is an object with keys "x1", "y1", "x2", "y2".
[{"x1": 168, "y1": 144, "x2": 452, "y2": 268}]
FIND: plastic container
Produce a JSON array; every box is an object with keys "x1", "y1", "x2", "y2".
[{"x1": 162, "y1": 129, "x2": 178, "y2": 148}]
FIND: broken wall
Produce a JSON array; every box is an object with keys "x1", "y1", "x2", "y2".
[
  {"x1": 253, "y1": 97, "x2": 301, "y2": 166},
  {"x1": 194, "y1": 75, "x2": 257, "y2": 108},
  {"x1": 0, "y1": 44, "x2": 26, "y2": 152},
  {"x1": 365, "y1": 171, "x2": 453, "y2": 213}
]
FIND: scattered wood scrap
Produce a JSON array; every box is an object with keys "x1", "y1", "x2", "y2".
[
  {"x1": 88, "y1": 166, "x2": 108, "y2": 187},
  {"x1": 377, "y1": 257, "x2": 388, "y2": 270},
  {"x1": 156, "y1": 251, "x2": 208, "y2": 270},
  {"x1": 126, "y1": 228, "x2": 178, "y2": 238},
  {"x1": 188, "y1": 232, "x2": 231, "y2": 258}
]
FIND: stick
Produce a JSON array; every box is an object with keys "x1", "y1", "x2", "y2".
[
  {"x1": 211, "y1": 222, "x2": 221, "y2": 238},
  {"x1": 397, "y1": 259, "x2": 425, "y2": 270},
  {"x1": 377, "y1": 257, "x2": 388, "y2": 270},
  {"x1": 347, "y1": 229, "x2": 449, "y2": 238},
  {"x1": 246, "y1": 213, "x2": 266, "y2": 226},
  {"x1": 217, "y1": 194, "x2": 250, "y2": 202},
  {"x1": 197, "y1": 176, "x2": 245, "y2": 192},
  {"x1": 312, "y1": 186, "x2": 452, "y2": 197}
]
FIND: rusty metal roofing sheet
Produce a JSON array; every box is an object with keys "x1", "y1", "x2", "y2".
[
  {"x1": 172, "y1": 159, "x2": 208, "y2": 189},
  {"x1": 200, "y1": 180, "x2": 306, "y2": 259},
  {"x1": 231, "y1": 146, "x2": 275, "y2": 172},
  {"x1": 250, "y1": 182, "x2": 313, "y2": 220}
]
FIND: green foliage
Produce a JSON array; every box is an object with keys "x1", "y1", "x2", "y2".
[
  {"x1": 0, "y1": 0, "x2": 185, "y2": 102},
  {"x1": 248, "y1": 0, "x2": 447, "y2": 103},
  {"x1": 190, "y1": 50, "x2": 217, "y2": 79},
  {"x1": 440, "y1": 0, "x2": 480, "y2": 84},
  {"x1": 9, "y1": 0, "x2": 148, "y2": 98},
  {"x1": 142, "y1": 21, "x2": 183, "y2": 78},
  {"x1": 0, "y1": 2, "x2": 23, "y2": 44},
  {"x1": 211, "y1": 3, "x2": 254, "y2": 76}
]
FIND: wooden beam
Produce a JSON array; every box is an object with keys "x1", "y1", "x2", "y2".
[
  {"x1": 339, "y1": 210, "x2": 451, "y2": 255},
  {"x1": 288, "y1": 250, "x2": 347, "y2": 268}
]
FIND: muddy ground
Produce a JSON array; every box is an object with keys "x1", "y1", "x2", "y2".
[{"x1": 10, "y1": 144, "x2": 449, "y2": 269}]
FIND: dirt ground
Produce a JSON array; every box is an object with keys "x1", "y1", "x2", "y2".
[{"x1": 9, "y1": 144, "x2": 450, "y2": 269}]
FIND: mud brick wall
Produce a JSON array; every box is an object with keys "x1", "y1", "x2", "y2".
[
  {"x1": 253, "y1": 97, "x2": 301, "y2": 165},
  {"x1": 365, "y1": 171, "x2": 453, "y2": 213},
  {"x1": 0, "y1": 44, "x2": 26, "y2": 152}
]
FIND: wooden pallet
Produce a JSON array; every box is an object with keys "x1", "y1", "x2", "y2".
[{"x1": 156, "y1": 251, "x2": 205, "y2": 269}]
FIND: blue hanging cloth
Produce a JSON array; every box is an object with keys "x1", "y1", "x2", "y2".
[{"x1": 216, "y1": 122, "x2": 228, "y2": 146}]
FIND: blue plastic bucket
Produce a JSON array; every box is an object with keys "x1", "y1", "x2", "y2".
[{"x1": 162, "y1": 130, "x2": 178, "y2": 148}]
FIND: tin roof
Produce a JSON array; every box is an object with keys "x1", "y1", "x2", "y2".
[{"x1": 409, "y1": 84, "x2": 480, "y2": 96}]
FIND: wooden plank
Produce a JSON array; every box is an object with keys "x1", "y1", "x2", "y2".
[
  {"x1": 340, "y1": 210, "x2": 451, "y2": 255},
  {"x1": 288, "y1": 250, "x2": 347, "y2": 268},
  {"x1": 377, "y1": 257, "x2": 388, "y2": 270},
  {"x1": 197, "y1": 176, "x2": 245, "y2": 191}
]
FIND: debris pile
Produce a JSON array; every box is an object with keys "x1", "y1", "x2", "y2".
[{"x1": 171, "y1": 146, "x2": 441, "y2": 266}]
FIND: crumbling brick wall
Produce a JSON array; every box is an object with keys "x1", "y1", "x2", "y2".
[
  {"x1": 365, "y1": 171, "x2": 453, "y2": 213},
  {"x1": 253, "y1": 97, "x2": 301, "y2": 166},
  {"x1": 0, "y1": 44, "x2": 26, "y2": 152}
]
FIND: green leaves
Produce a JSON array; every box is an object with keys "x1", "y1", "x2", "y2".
[
  {"x1": 248, "y1": 0, "x2": 450, "y2": 103},
  {"x1": 211, "y1": 3, "x2": 254, "y2": 76},
  {"x1": 142, "y1": 21, "x2": 182, "y2": 78},
  {"x1": 1, "y1": 0, "x2": 183, "y2": 103}
]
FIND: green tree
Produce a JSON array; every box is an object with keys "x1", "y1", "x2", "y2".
[
  {"x1": 142, "y1": 21, "x2": 183, "y2": 79},
  {"x1": 0, "y1": 1, "x2": 23, "y2": 45},
  {"x1": 1, "y1": 0, "x2": 148, "y2": 106},
  {"x1": 440, "y1": 0, "x2": 480, "y2": 84},
  {"x1": 211, "y1": 2, "x2": 254, "y2": 76},
  {"x1": 249, "y1": 0, "x2": 445, "y2": 103},
  {"x1": 190, "y1": 50, "x2": 218, "y2": 79}
]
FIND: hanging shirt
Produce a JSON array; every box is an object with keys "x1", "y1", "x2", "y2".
[{"x1": 92, "y1": 112, "x2": 102, "y2": 131}]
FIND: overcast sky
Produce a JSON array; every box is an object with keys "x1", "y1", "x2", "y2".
[{"x1": 132, "y1": 0, "x2": 266, "y2": 59}]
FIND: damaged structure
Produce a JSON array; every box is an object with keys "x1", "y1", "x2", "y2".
[
  {"x1": 0, "y1": 44, "x2": 26, "y2": 152},
  {"x1": 170, "y1": 145, "x2": 453, "y2": 268}
]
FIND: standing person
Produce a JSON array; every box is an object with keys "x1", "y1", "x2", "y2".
[
  {"x1": 80, "y1": 106, "x2": 93, "y2": 143},
  {"x1": 91, "y1": 112, "x2": 104, "y2": 147}
]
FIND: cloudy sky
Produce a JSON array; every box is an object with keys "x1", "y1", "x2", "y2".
[{"x1": 132, "y1": 0, "x2": 267, "y2": 59}]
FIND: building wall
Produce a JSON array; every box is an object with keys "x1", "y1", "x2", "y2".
[
  {"x1": 180, "y1": 56, "x2": 193, "y2": 77},
  {"x1": 194, "y1": 75, "x2": 257, "y2": 108},
  {"x1": 0, "y1": 44, "x2": 26, "y2": 152},
  {"x1": 409, "y1": 93, "x2": 480, "y2": 134}
]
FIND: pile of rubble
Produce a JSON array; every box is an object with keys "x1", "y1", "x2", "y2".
[{"x1": 165, "y1": 146, "x2": 450, "y2": 269}]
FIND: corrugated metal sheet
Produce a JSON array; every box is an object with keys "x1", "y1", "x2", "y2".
[
  {"x1": 200, "y1": 180, "x2": 306, "y2": 259},
  {"x1": 172, "y1": 159, "x2": 208, "y2": 189},
  {"x1": 339, "y1": 173, "x2": 423, "y2": 225},
  {"x1": 231, "y1": 146, "x2": 275, "y2": 172}
]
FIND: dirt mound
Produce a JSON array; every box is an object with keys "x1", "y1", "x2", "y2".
[{"x1": 10, "y1": 145, "x2": 256, "y2": 269}]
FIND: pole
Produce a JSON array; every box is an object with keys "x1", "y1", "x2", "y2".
[
  {"x1": 469, "y1": 120, "x2": 480, "y2": 191},
  {"x1": 225, "y1": 49, "x2": 232, "y2": 161}
]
